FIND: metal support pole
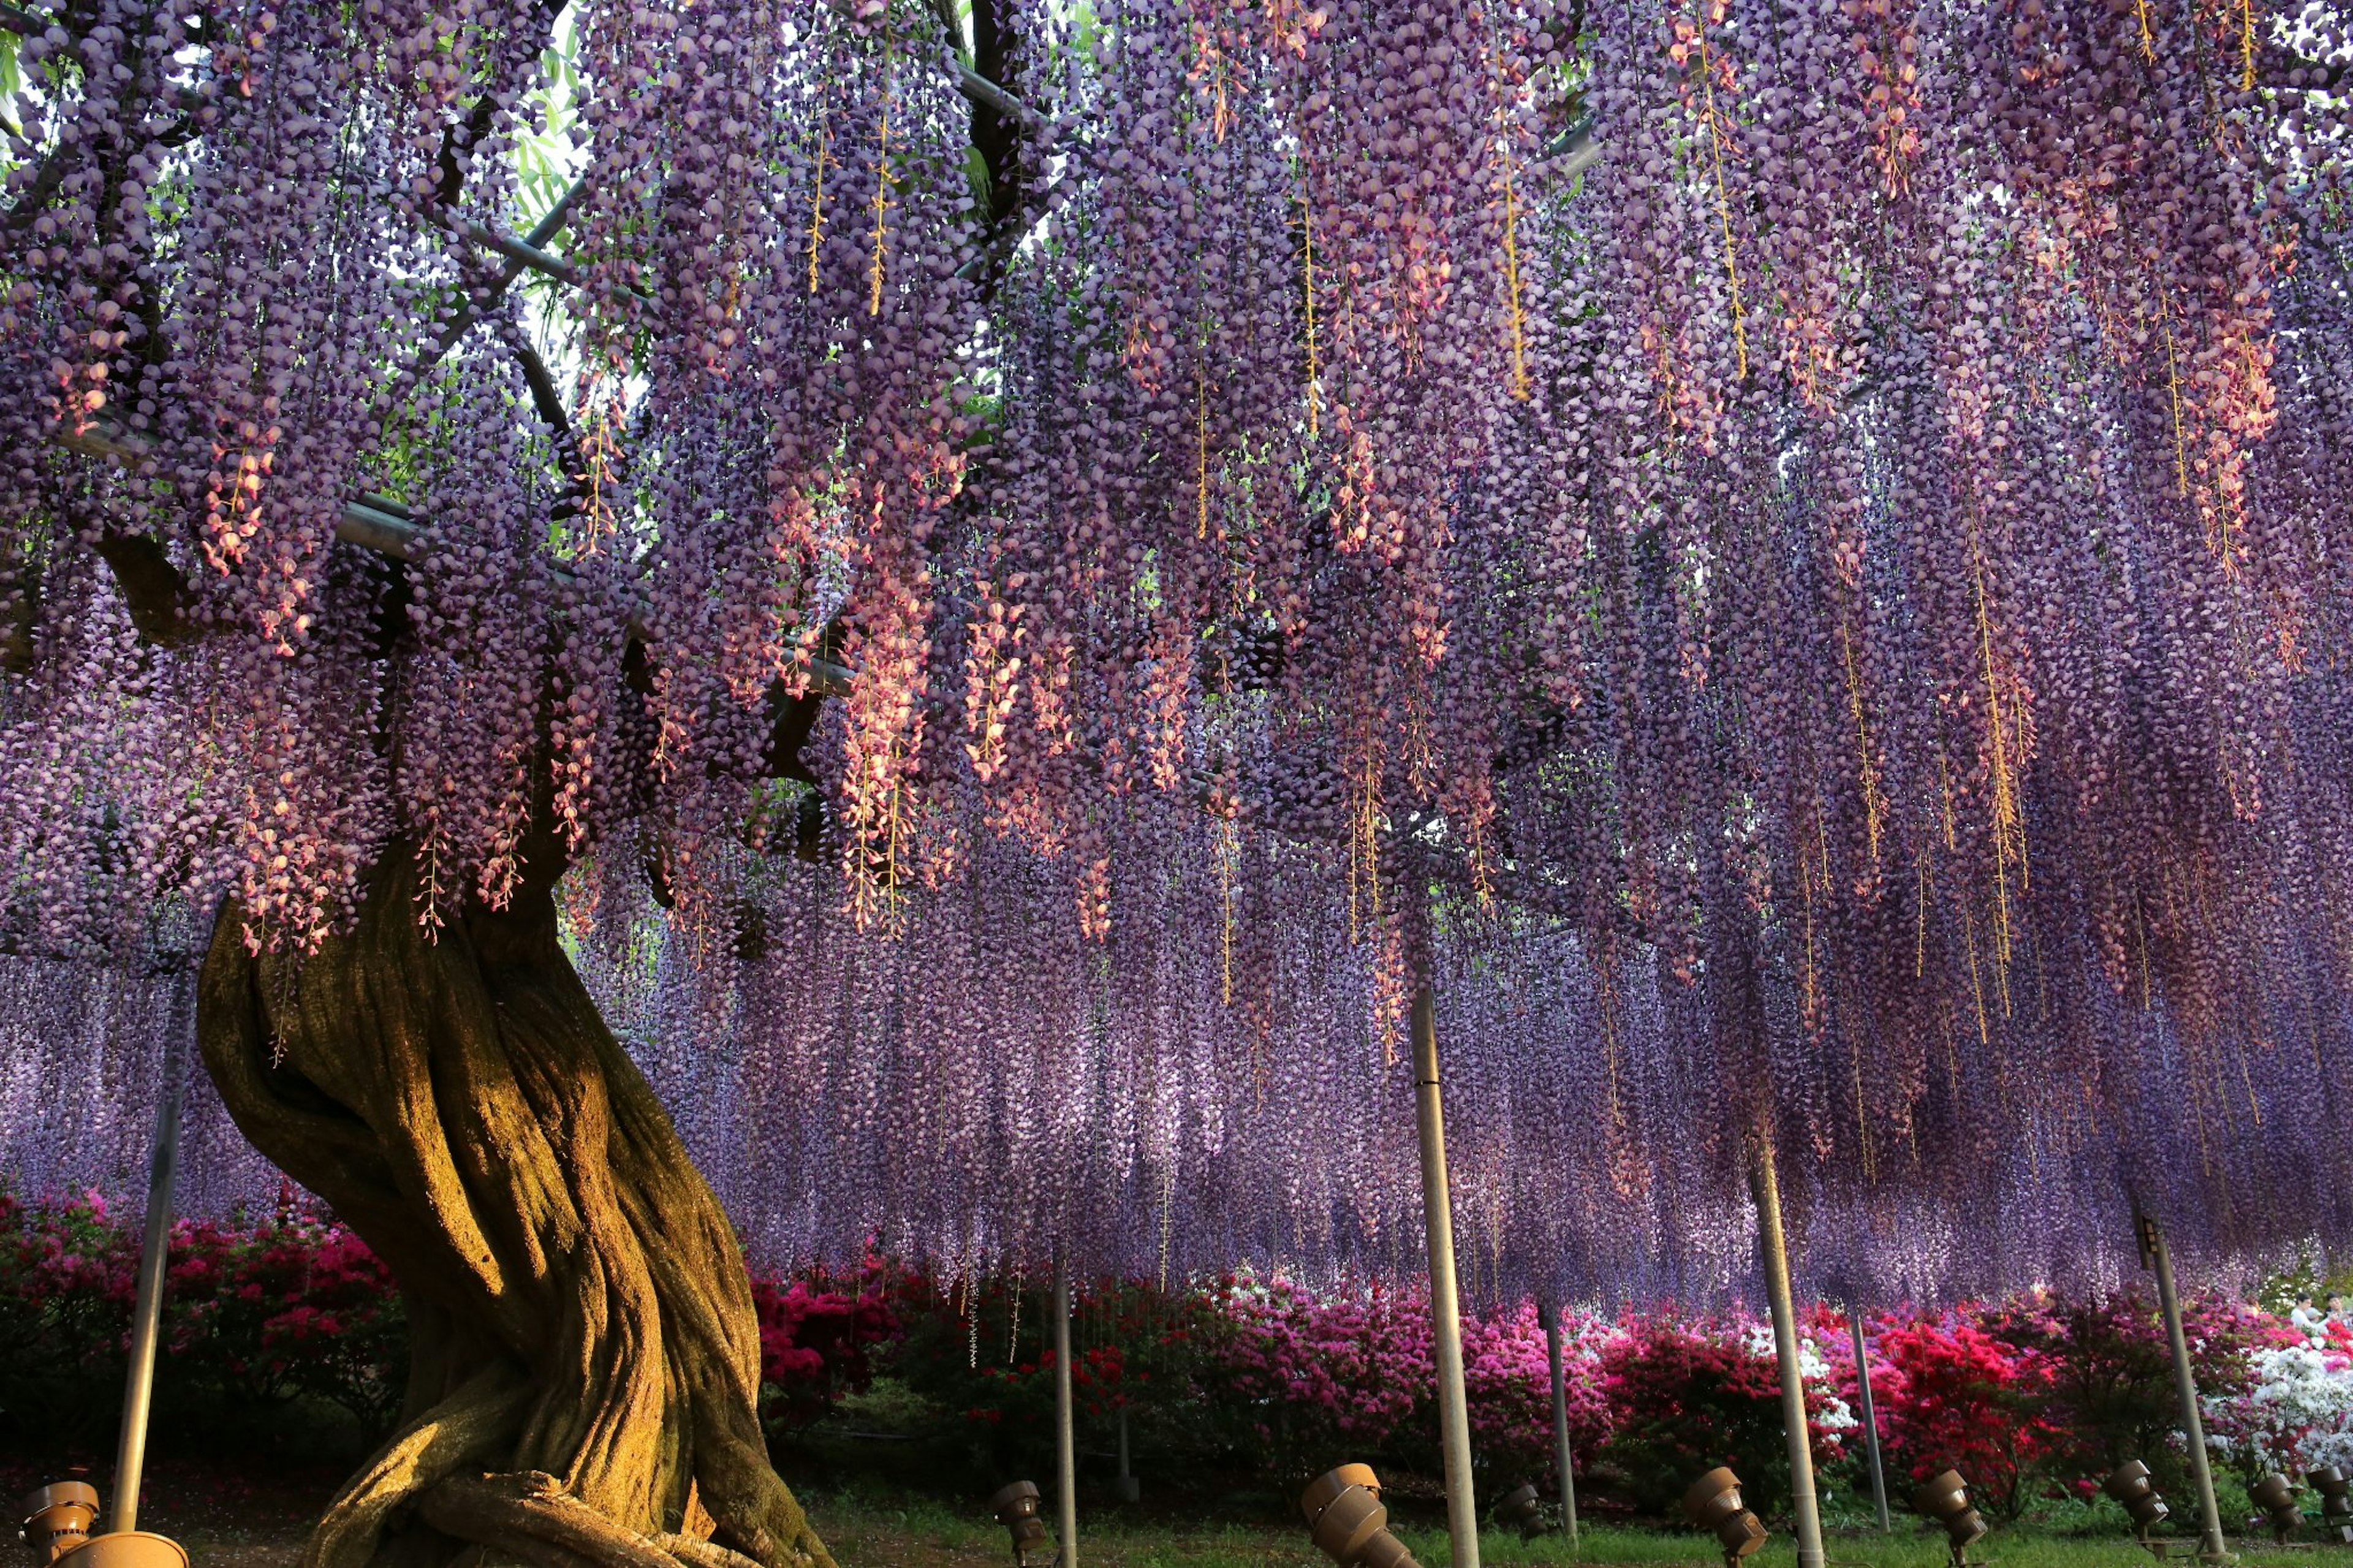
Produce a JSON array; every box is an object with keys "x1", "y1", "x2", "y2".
[
  {"x1": 1540, "y1": 1301, "x2": 1581, "y2": 1552},
  {"x1": 1751, "y1": 1135, "x2": 1826, "y2": 1568},
  {"x1": 2143, "y1": 1216, "x2": 2232, "y2": 1566},
  {"x1": 1412, "y1": 987, "x2": 1482, "y2": 1568},
  {"x1": 110, "y1": 1013, "x2": 186, "y2": 1534},
  {"x1": 1115, "y1": 1402, "x2": 1138, "y2": 1503},
  {"x1": 1052, "y1": 1263, "x2": 1079, "y2": 1568},
  {"x1": 1850, "y1": 1306, "x2": 1891, "y2": 1534}
]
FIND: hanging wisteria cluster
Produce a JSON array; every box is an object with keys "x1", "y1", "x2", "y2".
[
  {"x1": 0, "y1": 956, "x2": 280, "y2": 1219},
  {"x1": 0, "y1": 0, "x2": 2350, "y2": 1295},
  {"x1": 0, "y1": 827, "x2": 2338, "y2": 1308},
  {"x1": 560, "y1": 831, "x2": 2348, "y2": 1309}
]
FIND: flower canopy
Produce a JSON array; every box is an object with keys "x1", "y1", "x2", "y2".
[{"x1": 0, "y1": 0, "x2": 2349, "y2": 1286}]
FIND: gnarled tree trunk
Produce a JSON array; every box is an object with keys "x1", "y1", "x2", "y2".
[{"x1": 198, "y1": 838, "x2": 835, "y2": 1568}]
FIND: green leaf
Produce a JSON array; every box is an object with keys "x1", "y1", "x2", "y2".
[{"x1": 963, "y1": 143, "x2": 992, "y2": 213}]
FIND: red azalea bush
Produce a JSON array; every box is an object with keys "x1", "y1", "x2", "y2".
[
  {"x1": 1859, "y1": 1309, "x2": 2064, "y2": 1519},
  {"x1": 1594, "y1": 1313, "x2": 1848, "y2": 1521},
  {"x1": 0, "y1": 1187, "x2": 403, "y2": 1455},
  {"x1": 752, "y1": 1269, "x2": 903, "y2": 1431},
  {"x1": 1977, "y1": 1289, "x2": 2272, "y2": 1497}
]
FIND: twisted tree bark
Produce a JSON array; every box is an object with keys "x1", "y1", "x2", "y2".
[{"x1": 198, "y1": 837, "x2": 835, "y2": 1568}]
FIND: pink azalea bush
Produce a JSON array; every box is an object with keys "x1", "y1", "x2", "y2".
[
  {"x1": 1461, "y1": 1301, "x2": 1616, "y2": 1482},
  {"x1": 1199, "y1": 1273, "x2": 1436, "y2": 1476},
  {"x1": 2, "y1": 1189, "x2": 2344, "y2": 1520}
]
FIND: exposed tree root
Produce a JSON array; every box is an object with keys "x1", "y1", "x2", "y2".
[{"x1": 199, "y1": 838, "x2": 838, "y2": 1568}]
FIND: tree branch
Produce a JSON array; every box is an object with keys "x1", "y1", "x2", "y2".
[
  {"x1": 419, "y1": 1472, "x2": 686, "y2": 1568},
  {"x1": 89, "y1": 528, "x2": 199, "y2": 646}
]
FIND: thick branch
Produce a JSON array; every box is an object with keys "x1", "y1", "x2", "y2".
[
  {"x1": 89, "y1": 529, "x2": 198, "y2": 646},
  {"x1": 302, "y1": 1365, "x2": 534, "y2": 1568},
  {"x1": 420, "y1": 1472, "x2": 685, "y2": 1568}
]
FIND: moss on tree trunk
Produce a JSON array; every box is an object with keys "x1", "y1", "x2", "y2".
[{"x1": 198, "y1": 839, "x2": 834, "y2": 1568}]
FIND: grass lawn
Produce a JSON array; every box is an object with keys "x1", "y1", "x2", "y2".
[
  {"x1": 796, "y1": 1488, "x2": 2353, "y2": 1568},
  {"x1": 12, "y1": 1461, "x2": 2346, "y2": 1568}
]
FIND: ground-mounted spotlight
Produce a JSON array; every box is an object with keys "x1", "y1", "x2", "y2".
[
  {"x1": 988, "y1": 1480, "x2": 1055, "y2": 1568},
  {"x1": 17, "y1": 1485, "x2": 186, "y2": 1568},
  {"x1": 1495, "y1": 1482, "x2": 1546, "y2": 1541},
  {"x1": 2104, "y1": 1461, "x2": 2171, "y2": 1556},
  {"x1": 1299, "y1": 1464, "x2": 1422, "y2": 1568},
  {"x1": 2311, "y1": 1466, "x2": 2353, "y2": 1543},
  {"x1": 1683, "y1": 1467, "x2": 1770, "y2": 1568},
  {"x1": 2248, "y1": 1475, "x2": 2302, "y2": 1543},
  {"x1": 1913, "y1": 1469, "x2": 1990, "y2": 1568},
  {"x1": 19, "y1": 1484, "x2": 97, "y2": 1567}
]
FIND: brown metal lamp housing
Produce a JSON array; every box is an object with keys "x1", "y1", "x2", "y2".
[
  {"x1": 988, "y1": 1480, "x2": 1054, "y2": 1568},
  {"x1": 1299, "y1": 1464, "x2": 1422, "y2": 1568},
  {"x1": 2248, "y1": 1474, "x2": 2302, "y2": 1543},
  {"x1": 2310, "y1": 1466, "x2": 2353, "y2": 1543},
  {"x1": 2104, "y1": 1461, "x2": 2172, "y2": 1556},
  {"x1": 20, "y1": 1485, "x2": 97, "y2": 1568},
  {"x1": 18, "y1": 1485, "x2": 187, "y2": 1568},
  {"x1": 1494, "y1": 1482, "x2": 1546, "y2": 1542},
  {"x1": 1683, "y1": 1467, "x2": 1770, "y2": 1568},
  {"x1": 1913, "y1": 1469, "x2": 1991, "y2": 1568}
]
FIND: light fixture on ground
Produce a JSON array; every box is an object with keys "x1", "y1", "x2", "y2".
[
  {"x1": 2311, "y1": 1466, "x2": 2353, "y2": 1542},
  {"x1": 2248, "y1": 1475, "x2": 2302, "y2": 1543},
  {"x1": 1683, "y1": 1468, "x2": 1770, "y2": 1568},
  {"x1": 989, "y1": 1480, "x2": 1055, "y2": 1568},
  {"x1": 1913, "y1": 1469, "x2": 1990, "y2": 1568},
  {"x1": 1495, "y1": 1482, "x2": 1546, "y2": 1541},
  {"x1": 1300, "y1": 1464, "x2": 1422, "y2": 1568},
  {"x1": 20, "y1": 1484, "x2": 98, "y2": 1566},
  {"x1": 17, "y1": 1484, "x2": 186, "y2": 1568},
  {"x1": 2105, "y1": 1461, "x2": 2171, "y2": 1556}
]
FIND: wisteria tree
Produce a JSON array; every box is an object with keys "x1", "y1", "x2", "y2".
[{"x1": 2, "y1": 0, "x2": 2351, "y2": 1560}]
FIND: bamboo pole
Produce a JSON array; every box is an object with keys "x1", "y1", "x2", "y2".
[
  {"x1": 1412, "y1": 988, "x2": 1482, "y2": 1568},
  {"x1": 2141, "y1": 1216, "x2": 2233, "y2": 1566},
  {"x1": 1053, "y1": 1263, "x2": 1078, "y2": 1568},
  {"x1": 1850, "y1": 1305, "x2": 1891, "y2": 1533},
  {"x1": 1751, "y1": 1135, "x2": 1826, "y2": 1568},
  {"x1": 109, "y1": 1012, "x2": 186, "y2": 1534},
  {"x1": 1540, "y1": 1301, "x2": 1582, "y2": 1551}
]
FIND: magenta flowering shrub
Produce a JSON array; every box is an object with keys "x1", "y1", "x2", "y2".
[
  {"x1": 1197, "y1": 1274, "x2": 1436, "y2": 1479},
  {"x1": 751, "y1": 1270, "x2": 903, "y2": 1432},
  {"x1": 1460, "y1": 1302, "x2": 1618, "y2": 1483},
  {"x1": 0, "y1": 1195, "x2": 2336, "y2": 1515},
  {"x1": 1979, "y1": 1288, "x2": 2273, "y2": 1494},
  {"x1": 1594, "y1": 1312, "x2": 1850, "y2": 1521},
  {"x1": 0, "y1": 1187, "x2": 403, "y2": 1453}
]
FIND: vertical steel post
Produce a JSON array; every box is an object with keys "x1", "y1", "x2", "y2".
[
  {"x1": 1412, "y1": 988, "x2": 1482, "y2": 1568},
  {"x1": 1115, "y1": 1401, "x2": 1138, "y2": 1502},
  {"x1": 1540, "y1": 1301, "x2": 1581, "y2": 1552},
  {"x1": 110, "y1": 998, "x2": 187, "y2": 1534},
  {"x1": 1752, "y1": 1135, "x2": 1826, "y2": 1568},
  {"x1": 1850, "y1": 1306, "x2": 1891, "y2": 1533},
  {"x1": 1053, "y1": 1263, "x2": 1078, "y2": 1568},
  {"x1": 2143, "y1": 1216, "x2": 2232, "y2": 1565}
]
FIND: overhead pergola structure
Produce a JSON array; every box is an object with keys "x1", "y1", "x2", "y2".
[{"x1": 2, "y1": 0, "x2": 2353, "y2": 1564}]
